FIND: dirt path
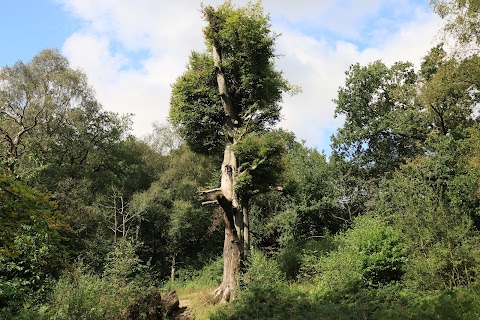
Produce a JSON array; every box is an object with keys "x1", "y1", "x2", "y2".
[
  {"x1": 171, "y1": 299, "x2": 192, "y2": 320},
  {"x1": 179, "y1": 300, "x2": 191, "y2": 308}
]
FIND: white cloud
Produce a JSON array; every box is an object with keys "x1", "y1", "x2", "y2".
[
  {"x1": 358, "y1": 9, "x2": 443, "y2": 66},
  {"x1": 274, "y1": 7, "x2": 442, "y2": 152},
  {"x1": 57, "y1": 0, "x2": 443, "y2": 152}
]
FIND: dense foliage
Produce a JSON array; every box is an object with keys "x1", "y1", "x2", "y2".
[
  {"x1": 1, "y1": 1, "x2": 480, "y2": 319},
  {"x1": 170, "y1": 2, "x2": 291, "y2": 155}
]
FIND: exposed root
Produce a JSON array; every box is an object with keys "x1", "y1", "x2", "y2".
[{"x1": 210, "y1": 284, "x2": 234, "y2": 304}]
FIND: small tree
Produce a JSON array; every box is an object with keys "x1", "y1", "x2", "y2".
[{"x1": 170, "y1": 1, "x2": 294, "y2": 301}]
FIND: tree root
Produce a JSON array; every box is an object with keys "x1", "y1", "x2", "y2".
[{"x1": 210, "y1": 284, "x2": 234, "y2": 304}]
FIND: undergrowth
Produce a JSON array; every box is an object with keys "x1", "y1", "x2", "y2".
[{"x1": 177, "y1": 220, "x2": 480, "y2": 320}]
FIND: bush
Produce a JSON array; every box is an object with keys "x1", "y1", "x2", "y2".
[
  {"x1": 211, "y1": 250, "x2": 316, "y2": 320},
  {"x1": 242, "y1": 250, "x2": 286, "y2": 295},
  {"x1": 47, "y1": 266, "x2": 103, "y2": 320},
  {"x1": 373, "y1": 285, "x2": 480, "y2": 320},
  {"x1": 276, "y1": 242, "x2": 302, "y2": 280},
  {"x1": 211, "y1": 250, "x2": 287, "y2": 319},
  {"x1": 302, "y1": 214, "x2": 408, "y2": 319},
  {"x1": 45, "y1": 239, "x2": 160, "y2": 320},
  {"x1": 0, "y1": 173, "x2": 72, "y2": 318},
  {"x1": 297, "y1": 236, "x2": 337, "y2": 280},
  {"x1": 275, "y1": 237, "x2": 338, "y2": 281},
  {"x1": 315, "y1": 215, "x2": 407, "y2": 298},
  {"x1": 371, "y1": 151, "x2": 480, "y2": 290}
]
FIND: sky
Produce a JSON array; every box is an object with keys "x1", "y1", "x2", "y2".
[{"x1": 0, "y1": 0, "x2": 444, "y2": 154}]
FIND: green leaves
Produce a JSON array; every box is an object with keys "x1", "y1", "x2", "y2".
[
  {"x1": 332, "y1": 60, "x2": 425, "y2": 178},
  {"x1": 46, "y1": 240, "x2": 157, "y2": 320},
  {"x1": 419, "y1": 54, "x2": 478, "y2": 137},
  {"x1": 0, "y1": 170, "x2": 71, "y2": 316},
  {"x1": 129, "y1": 145, "x2": 222, "y2": 275},
  {"x1": 234, "y1": 130, "x2": 286, "y2": 195},
  {"x1": 316, "y1": 215, "x2": 406, "y2": 296},
  {"x1": 430, "y1": 0, "x2": 480, "y2": 46},
  {"x1": 170, "y1": 1, "x2": 291, "y2": 154},
  {"x1": 202, "y1": 1, "x2": 287, "y2": 127},
  {"x1": 370, "y1": 138, "x2": 480, "y2": 290},
  {"x1": 170, "y1": 52, "x2": 224, "y2": 155},
  {"x1": 0, "y1": 49, "x2": 97, "y2": 175}
]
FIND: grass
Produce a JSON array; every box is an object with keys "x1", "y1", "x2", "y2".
[
  {"x1": 164, "y1": 257, "x2": 224, "y2": 319},
  {"x1": 174, "y1": 282, "x2": 219, "y2": 320}
]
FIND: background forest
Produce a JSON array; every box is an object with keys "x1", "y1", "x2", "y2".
[{"x1": 1, "y1": 0, "x2": 480, "y2": 319}]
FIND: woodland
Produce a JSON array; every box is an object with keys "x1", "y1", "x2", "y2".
[{"x1": 1, "y1": 0, "x2": 480, "y2": 319}]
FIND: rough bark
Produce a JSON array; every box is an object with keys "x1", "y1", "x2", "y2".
[
  {"x1": 235, "y1": 208, "x2": 244, "y2": 259},
  {"x1": 209, "y1": 38, "x2": 245, "y2": 303},
  {"x1": 212, "y1": 44, "x2": 238, "y2": 124},
  {"x1": 211, "y1": 223, "x2": 241, "y2": 302},
  {"x1": 242, "y1": 198, "x2": 250, "y2": 259},
  {"x1": 170, "y1": 253, "x2": 176, "y2": 282},
  {"x1": 211, "y1": 145, "x2": 243, "y2": 302},
  {"x1": 220, "y1": 145, "x2": 238, "y2": 207}
]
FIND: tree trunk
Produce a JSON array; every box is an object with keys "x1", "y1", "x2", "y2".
[
  {"x1": 220, "y1": 145, "x2": 238, "y2": 206},
  {"x1": 170, "y1": 253, "x2": 176, "y2": 282},
  {"x1": 242, "y1": 198, "x2": 250, "y2": 259},
  {"x1": 113, "y1": 193, "x2": 118, "y2": 244},
  {"x1": 211, "y1": 224, "x2": 241, "y2": 302},
  {"x1": 212, "y1": 44, "x2": 238, "y2": 124},
  {"x1": 5, "y1": 140, "x2": 19, "y2": 175},
  {"x1": 236, "y1": 207, "x2": 244, "y2": 259},
  {"x1": 211, "y1": 144, "x2": 244, "y2": 302},
  {"x1": 210, "y1": 40, "x2": 245, "y2": 303}
]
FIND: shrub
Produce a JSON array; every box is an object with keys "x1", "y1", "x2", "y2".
[
  {"x1": 276, "y1": 242, "x2": 302, "y2": 280},
  {"x1": 371, "y1": 152, "x2": 480, "y2": 290},
  {"x1": 297, "y1": 236, "x2": 338, "y2": 280},
  {"x1": 0, "y1": 173, "x2": 72, "y2": 318},
  {"x1": 46, "y1": 239, "x2": 159, "y2": 320},
  {"x1": 211, "y1": 250, "x2": 290, "y2": 320},
  {"x1": 315, "y1": 215, "x2": 407, "y2": 298},
  {"x1": 373, "y1": 285, "x2": 480, "y2": 320},
  {"x1": 242, "y1": 250, "x2": 286, "y2": 294},
  {"x1": 47, "y1": 266, "x2": 103, "y2": 320}
]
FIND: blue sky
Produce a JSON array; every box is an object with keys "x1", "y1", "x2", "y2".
[
  {"x1": 0, "y1": 0, "x2": 80, "y2": 65},
  {"x1": 0, "y1": 0, "x2": 443, "y2": 154}
]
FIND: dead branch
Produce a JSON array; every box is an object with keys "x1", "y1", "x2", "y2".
[
  {"x1": 198, "y1": 187, "x2": 223, "y2": 200},
  {"x1": 198, "y1": 187, "x2": 222, "y2": 195},
  {"x1": 202, "y1": 200, "x2": 219, "y2": 206}
]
